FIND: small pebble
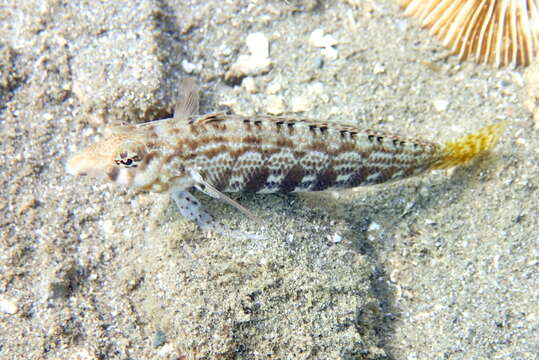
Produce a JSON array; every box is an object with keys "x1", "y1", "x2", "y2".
[
  {"x1": 246, "y1": 32, "x2": 269, "y2": 59},
  {"x1": 499, "y1": 79, "x2": 511, "y2": 88},
  {"x1": 157, "y1": 344, "x2": 176, "y2": 357},
  {"x1": 373, "y1": 63, "x2": 385, "y2": 74},
  {"x1": 396, "y1": 19, "x2": 409, "y2": 32},
  {"x1": 309, "y1": 29, "x2": 324, "y2": 46},
  {"x1": 313, "y1": 56, "x2": 324, "y2": 69},
  {"x1": 321, "y1": 46, "x2": 338, "y2": 60},
  {"x1": 153, "y1": 329, "x2": 166, "y2": 347},
  {"x1": 367, "y1": 221, "x2": 382, "y2": 242},
  {"x1": 181, "y1": 59, "x2": 200, "y2": 74},
  {"x1": 241, "y1": 77, "x2": 258, "y2": 93},
  {"x1": 328, "y1": 233, "x2": 342, "y2": 243},
  {"x1": 432, "y1": 98, "x2": 449, "y2": 112},
  {"x1": 309, "y1": 29, "x2": 338, "y2": 48},
  {"x1": 101, "y1": 219, "x2": 115, "y2": 236},
  {"x1": 224, "y1": 55, "x2": 271, "y2": 85},
  {"x1": 308, "y1": 82, "x2": 324, "y2": 96},
  {"x1": 515, "y1": 137, "x2": 527, "y2": 146},
  {"x1": 266, "y1": 81, "x2": 282, "y2": 94},
  {"x1": 224, "y1": 33, "x2": 272, "y2": 85},
  {"x1": 290, "y1": 95, "x2": 313, "y2": 112},
  {"x1": 265, "y1": 95, "x2": 285, "y2": 115},
  {"x1": 17, "y1": 196, "x2": 38, "y2": 215},
  {"x1": 0, "y1": 297, "x2": 18, "y2": 314},
  {"x1": 368, "y1": 222, "x2": 381, "y2": 232},
  {"x1": 309, "y1": 29, "x2": 338, "y2": 60}
]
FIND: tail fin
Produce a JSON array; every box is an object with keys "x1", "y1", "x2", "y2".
[{"x1": 430, "y1": 122, "x2": 506, "y2": 170}]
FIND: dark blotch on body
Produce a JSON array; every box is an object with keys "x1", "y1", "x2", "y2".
[
  {"x1": 347, "y1": 166, "x2": 371, "y2": 187},
  {"x1": 312, "y1": 168, "x2": 336, "y2": 191},
  {"x1": 244, "y1": 167, "x2": 270, "y2": 193},
  {"x1": 279, "y1": 164, "x2": 305, "y2": 193}
]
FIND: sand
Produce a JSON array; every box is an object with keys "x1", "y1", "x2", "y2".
[{"x1": 0, "y1": 0, "x2": 537, "y2": 359}]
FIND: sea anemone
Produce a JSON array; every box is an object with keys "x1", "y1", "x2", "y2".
[{"x1": 399, "y1": 0, "x2": 539, "y2": 67}]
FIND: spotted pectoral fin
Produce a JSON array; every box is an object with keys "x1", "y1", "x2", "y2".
[
  {"x1": 188, "y1": 169, "x2": 263, "y2": 225},
  {"x1": 170, "y1": 188, "x2": 265, "y2": 240},
  {"x1": 171, "y1": 189, "x2": 215, "y2": 230}
]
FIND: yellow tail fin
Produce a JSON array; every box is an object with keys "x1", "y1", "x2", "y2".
[{"x1": 431, "y1": 122, "x2": 506, "y2": 170}]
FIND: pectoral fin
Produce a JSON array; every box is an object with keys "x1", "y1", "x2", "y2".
[{"x1": 188, "y1": 169, "x2": 264, "y2": 225}]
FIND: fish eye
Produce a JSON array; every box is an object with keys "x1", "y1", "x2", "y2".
[{"x1": 114, "y1": 150, "x2": 142, "y2": 168}]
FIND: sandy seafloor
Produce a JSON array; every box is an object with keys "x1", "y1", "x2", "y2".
[{"x1": 0, "y1": 0, "x2": 538, "y2": 359}]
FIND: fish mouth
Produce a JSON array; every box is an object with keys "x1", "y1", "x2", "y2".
[{"x1": 65, "y1": 155, "x2": 84, "y2": 176}]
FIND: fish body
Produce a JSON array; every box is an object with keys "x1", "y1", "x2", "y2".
[
  {"x1": 67, "y1": 113, "x2": 503, "y2": 194},
  {"x1": 172, "y1": 114, "x2": 445, "y2": 193}
]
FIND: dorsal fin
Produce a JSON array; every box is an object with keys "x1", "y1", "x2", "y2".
[
  {"x1": 244, "y1": 115, "x2": 362, "y2": 132},
  {"x1": 174, "y1": 78, "x2": 200, "y2": 120},
  {"x1": 188, "y1": 112, "x2": 228, "y2": 126}
]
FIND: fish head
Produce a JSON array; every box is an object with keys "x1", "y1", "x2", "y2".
[{"x1": 66, "y1": 130, "x2": 165, "y2": 191}]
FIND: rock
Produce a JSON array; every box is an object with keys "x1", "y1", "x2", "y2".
[{"x1": 224, "y1": 32, "x2": 272, "y2": 86}]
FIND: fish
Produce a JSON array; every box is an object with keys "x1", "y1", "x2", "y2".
[{"x1": 66, "y1": 79, "x2": 505, "y2": 237}]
